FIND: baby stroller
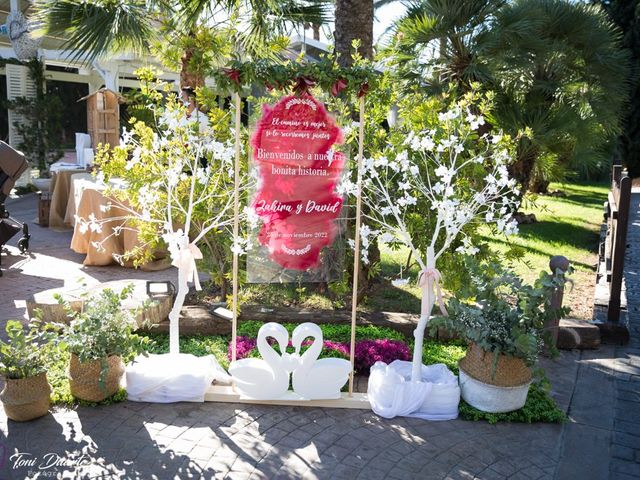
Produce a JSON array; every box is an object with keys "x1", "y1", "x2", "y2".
[{"x1": 0, "y1": 141, "x2": 31, "y2": 276}]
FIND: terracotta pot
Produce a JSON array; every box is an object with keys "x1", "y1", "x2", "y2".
[
  {"x1": 1, "y1": 373, "x2": 51, "y2": 421},
  {"x1": 68, "y1": 354, "x2": 125, "y2": 402},
  {"x1": 458, "y1": 343, "x2": 532, "y2": 413}
]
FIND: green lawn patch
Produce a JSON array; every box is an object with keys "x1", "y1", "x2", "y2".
[
  {"x1": 236, "y1": 320, "x2": 406, "y2": 343},
  {"x1": 482, "y1": 182, "x2": 607, "y2": 277}
]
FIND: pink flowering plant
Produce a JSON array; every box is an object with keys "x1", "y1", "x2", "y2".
[{"x1": 354, "y1": 340, "x2": 411, "y2": 374}]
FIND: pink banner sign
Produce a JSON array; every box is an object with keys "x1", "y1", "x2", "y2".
[{"x1": 251, "y1": 94, "x2": 346, "y2": 271}]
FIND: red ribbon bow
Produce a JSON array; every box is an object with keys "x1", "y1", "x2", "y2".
[
  {"x1": 357, "y1": 82, "x2": 369, "y2": 98},
  {"x1": 222, "y1": 68, "x2": 241, "y2": 86},
  {"x1": 331, "y1": 78, "x2": 348, "y2": 97},
  {"x1": 293, "y1": 76, "x2": 316, "y2": 95}
]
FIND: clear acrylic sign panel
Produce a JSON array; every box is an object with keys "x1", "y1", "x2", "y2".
[{"x1": 246, "y1": 94, "x2": 350, "y2": 283}]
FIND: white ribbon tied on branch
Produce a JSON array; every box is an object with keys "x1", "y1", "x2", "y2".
[
  {"x1": 171, "y1": 243, "x2": 204, "y2": 291},
  {"x1": 418, "y1": 268, "x2": 448, "y2": 318}
]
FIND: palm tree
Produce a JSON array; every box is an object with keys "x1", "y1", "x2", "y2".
[
  {"x1": 34, "y1": 0, "x2": 330, "y2": 87},
  {"x1": 394, "y1": 0, "x2": 630, "y2": 192},
  {"x1": 485, "y1": 0, "x2": 630, "y2": 191},
  {"x1": 335, "y1": 0, "x2": 374, "y2": 65},
  {"x1": 595, "y1": 0, "x2": 640, "y2": 178},
  {"x1": 392, "y1": 0, "x2": 500, "y2": 91}
]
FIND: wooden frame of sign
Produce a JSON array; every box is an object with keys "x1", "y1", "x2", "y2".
[{"x1": 205, "y1": 93, "x2": 370, "y2": 409}]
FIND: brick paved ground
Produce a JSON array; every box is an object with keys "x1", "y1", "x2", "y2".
[
  {"x1": 608, "y1": 192, "x2": 640, "y2": 479},
  {"x1": 0, "y1": 193, "x2": 639, "y2": 479},
  {"x1": 0, "y1": 194, "x2": 178, "y2": 328}
]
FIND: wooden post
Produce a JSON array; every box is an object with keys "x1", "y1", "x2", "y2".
[
  {"x1": 608, "y1": 173, "x2": 631, "y2": 322},
  {"x1": 546, "y1": 255, "x2": 570, "y2": 347},
  {"x1": 348, "y1": 96, "x2": 365, "y2": 396},
  {"x1": 231, "y1": 93, "x2": 242, "y2": 362}
]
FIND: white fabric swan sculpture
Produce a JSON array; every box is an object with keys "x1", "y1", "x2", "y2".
[
  {"x1": 228, "y1": 322, "x2": 292, "y2": 400},
  {"x1": 291, "y1": 323, "x2": 351, "y2": 399}
]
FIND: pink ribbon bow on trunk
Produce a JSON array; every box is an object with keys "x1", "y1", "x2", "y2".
[
  {"x1": 171, "y1": 243, "x2": 203, "y2": 291},
  {"x1": 418, "y1": 268, "x2": 448, "y2": 318}
]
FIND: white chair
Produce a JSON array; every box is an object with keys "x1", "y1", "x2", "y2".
[{"x1": 75, "y1": 133, "x2": 92, "y2": 168}]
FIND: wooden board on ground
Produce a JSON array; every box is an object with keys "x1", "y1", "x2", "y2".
[
  {"x1": 142, "y1": 305, "x2": 232, "y2": 335},
  {"x1": 27, "y1": 279, "x2": 173, "y2": 327},
  {"x1": 205, "y1": 384, "x2": 371, "y2": 410},
  {"x1": 87, "y1": 279, "x2": 174, "y2": 327},
  {"x1": 26, "y1": 287, "x2": 84, "y2": 323}
]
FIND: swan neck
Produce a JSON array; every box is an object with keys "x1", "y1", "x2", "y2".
[
  {"x1": 299, "y1": 333, "x2": 322, "y2": 367},
  {"x1": 257, "y1": 331, "x2": 282, "y2": 367}
]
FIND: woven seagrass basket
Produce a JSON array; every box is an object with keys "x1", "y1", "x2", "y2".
[
  {"x1": 458, "y1": 342, "x2": 532, "y2": 387},
  {"x1": 1, "y1": 373, "x2": 51, "y2": 421},
  {"x1": 68, "y1": 354, "x2": 125, "y2": 402}
]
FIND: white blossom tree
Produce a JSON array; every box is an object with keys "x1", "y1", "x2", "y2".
[
  {"x1": 356, "y1": 96, "x2": 521, "y2": 382},
  {"x1": 78, "y1": 102, "x2": 246, "y2": 355}
]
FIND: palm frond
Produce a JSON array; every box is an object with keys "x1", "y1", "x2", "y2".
[{"x1": 33, "y1": 0, "x2": 155, "y2": 64}]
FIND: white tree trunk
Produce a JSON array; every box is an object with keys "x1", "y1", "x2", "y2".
[
  {"x1": 168, "y1": 266, "x2": 188, "y2": 355},
  {"x1": 411, "y1": 246, "x2": 436, "y2": 382}
]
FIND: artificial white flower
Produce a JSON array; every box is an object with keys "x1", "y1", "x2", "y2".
[
  {"x1": 420, "y1": 137, "x2": 436, "y2": 151},
  {"x1": 379, "y1": 232, "x2": 395, "y2": 243}
]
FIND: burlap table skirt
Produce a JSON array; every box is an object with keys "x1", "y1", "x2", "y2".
[
  {"x1": 64, "y1": 172, "x2": 94, "y2": 226},
  {"x1": 49, "y1": 169, "x2": 86, "y2": 229},
  {"x1": 71, "y1": 187, "x2": 169, "y2": 271}
]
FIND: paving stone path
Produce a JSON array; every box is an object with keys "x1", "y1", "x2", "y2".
[
  {"x1": 0, "y1": 193, "x2": 639, "y2": 479},
  {"x1": 608, "y1": 192, "x2": 640, "y2": 479}
]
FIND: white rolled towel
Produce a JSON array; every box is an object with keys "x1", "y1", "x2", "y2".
[{"x1": 83, "y1": 148, "x2": 94, "y2": 168}]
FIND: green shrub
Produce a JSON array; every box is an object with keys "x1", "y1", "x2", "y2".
[
  {"x1": 0, "y1": 320, "x2": 57, "y2": 379},
  {"x1": 58, "y1": 286, "x2": 150, "y2": 387}
]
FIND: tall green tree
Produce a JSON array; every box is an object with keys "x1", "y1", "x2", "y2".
[
  {"x1": 595, "y1": 0, "x2": 640, "y2": 178},
  {"x1": 335, "y1": 0, "x2": 374, "y2": 65},
  {"x1": 394, "y1": 0, "x2": 630, "y2": 192}
]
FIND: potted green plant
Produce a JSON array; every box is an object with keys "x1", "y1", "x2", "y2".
[
  {"x1": 0, "y1": 320, "x2": 56, "y2": 421},
  {"x1": 60, "y1": 285, "x2": 149, "y2": 402},
  {"x1": 430, "y1": 258, "x2": 568, "y2": 413}
]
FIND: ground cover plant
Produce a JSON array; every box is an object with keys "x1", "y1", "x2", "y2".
[{"x1": 421, "y1": 341, "x2": 565, "y2": 424}]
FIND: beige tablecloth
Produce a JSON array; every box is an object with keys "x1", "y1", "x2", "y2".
[
  {"x1": 70, "y1": 187, "x2": 169, "y2": 270},
  {"x1": 49, "y1": 169, "x2": 86, "y2": 229},
  {"x1": 64, "y1": 172, "x2": 94, "y2": 226}
]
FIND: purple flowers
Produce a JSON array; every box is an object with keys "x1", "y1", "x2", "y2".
[
  {"x1": 354, "y1": 339, "x2": 411, "y2": 374},
  {"x1": 228, "y1": 335, "x2": 409, "y2": 374},
  {"x1": 229, "y1": 336, "x2": 257, "y2": 360},
  {"x1": 323, "y1": 340, "x2": 350, "y2": 357}
]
